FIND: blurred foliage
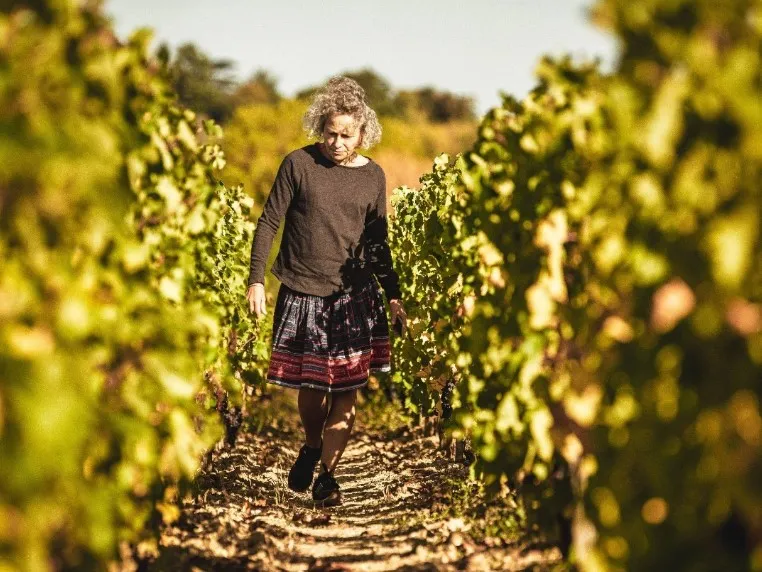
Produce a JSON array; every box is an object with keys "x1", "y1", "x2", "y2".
[
  {"x1": 159, "y1": 42, "x2": 238, "y2": 123},
  {"x1": 230, "y1": 69, "x2": 282, "y2": 108},
  {"x1": 394, "y1": 85, "x2": 478, "y2": 123},
  {"x1": 0, "y1": 1, "x2": 270, "y2": 570},
  {"x1": 218, "y1": 98, "x2": 313, "y2": 209},
  {"x1": 377, "y1": 116, "x2": 477, "y2": 161},
  {"x1": 156, "y1": 44, "x2": 476, "y2": 128},
  {"x1": 8, "y1": 0, "x2": 761, "y2": 570},
  {"x1": 388, "y1": 0, "x2": 762, "y2": 570}
]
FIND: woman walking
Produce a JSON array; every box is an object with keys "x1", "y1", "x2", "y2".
[{"x1": 245, "y1": 76, "x2": 407, "y2": 507}]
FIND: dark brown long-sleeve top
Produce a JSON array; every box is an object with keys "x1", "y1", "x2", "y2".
[{"x1": 247, "y1": 142, "x2": 402, "y2": 300}]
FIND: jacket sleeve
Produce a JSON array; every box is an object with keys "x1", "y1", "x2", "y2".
[
  {"x1": 247, "y1": 155, "x2": 296, "y2": 287},
  {"x1": 364, "y1": 169, "x2": 402, "y2": 300}
]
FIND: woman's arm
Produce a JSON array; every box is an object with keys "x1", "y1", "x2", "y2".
[{"x1": 247, "y1": 155, "x2": 296, "y2": 288}]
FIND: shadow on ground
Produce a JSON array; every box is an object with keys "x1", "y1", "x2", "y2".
[{"x1": 135, "y1": 388, "x2": 564, "y2": 571}]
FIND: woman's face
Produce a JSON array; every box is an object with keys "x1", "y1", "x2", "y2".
[{"x1": 321, "y1": 113, "x2": 363, "y2": 162}]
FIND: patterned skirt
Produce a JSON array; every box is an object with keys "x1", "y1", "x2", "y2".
[{"x1": 266, "y1": 277, "x2": 391, "y2": 392}]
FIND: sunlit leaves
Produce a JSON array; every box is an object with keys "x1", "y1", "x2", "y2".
[
  {"x1": 0, "y1": 2, "x2": 267, "y2": 569},
  {"x1": 389, "y1": 0, "x2": 762, "y2": 569}
]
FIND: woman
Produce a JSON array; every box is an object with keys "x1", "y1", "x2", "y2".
[{"x1": 245, "y1": 76, "x2": 407, "y2": 507}]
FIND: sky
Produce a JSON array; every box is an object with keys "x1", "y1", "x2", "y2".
[{"x1": 105, "y1": 0, "x2": 619, "y2": 118}]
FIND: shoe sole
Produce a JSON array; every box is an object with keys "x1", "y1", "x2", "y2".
[{"x1": 313, "y1": 491, "x2": 342, "y2": 507}]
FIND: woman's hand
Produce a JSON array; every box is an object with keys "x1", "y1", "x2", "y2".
[
  {"x1": 247, "y1": 282, "x2": 267, "y2": 319},
  {"x1": 389, "y1": 298, "x2": 407, "y2": 336}
]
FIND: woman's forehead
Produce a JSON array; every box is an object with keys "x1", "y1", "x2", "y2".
[{"x1": 324, "y1": 114, "x2": 359, "y2": 133}]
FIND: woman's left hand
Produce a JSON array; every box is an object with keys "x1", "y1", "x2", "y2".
[{"x1": 389, "y1": 299, "x2": 407, "y2": 335}]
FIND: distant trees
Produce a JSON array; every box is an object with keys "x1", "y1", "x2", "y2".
[
  {"x1": 155, "y1": 42, "x2": 476, "y2": 125},
  {"x1": 156, "y1": 44, "x2": 283, "y2": 122},
  {"x1": 394, "y1": 86, "x2": 477, "y2": 123},
  {"x1": 159, "y1": 42, "x2": 239, "y2": 122},
  {"x1": 231, "y1": 70, "x2": 282, "y2": 108}
]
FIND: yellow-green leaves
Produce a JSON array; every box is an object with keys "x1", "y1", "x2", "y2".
[
  {"x1": 639, "y1": 68, "x2": 690, "y2": 170},
  {"x1": 0, "y1": 3, "x2": 264, "y2": 570},
  {"x1": 704, "y1": 207, "x2": 759, "y2": 291},
  {"x1": 389, "y1": 1, "x2": 762, "y2": 569}
]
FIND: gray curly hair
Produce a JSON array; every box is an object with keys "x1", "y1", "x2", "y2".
[{"x1": 302, "y1": 76, "x2": 382, "y2": 149}]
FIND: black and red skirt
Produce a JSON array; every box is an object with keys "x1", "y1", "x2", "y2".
[{"x1": 266, "y1": 277, "x2": 391, "y2": 392}]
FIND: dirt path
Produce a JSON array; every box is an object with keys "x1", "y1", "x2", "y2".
[{"x1": 142, "y1": 389, "x2": 563, "y2": 571}]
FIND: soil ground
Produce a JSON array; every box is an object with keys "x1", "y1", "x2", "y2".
[{"x1": 138, "y1": 387, "x2": 565, "y2": 571}]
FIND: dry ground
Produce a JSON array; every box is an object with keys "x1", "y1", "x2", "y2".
[{"x1": 137, "y1": 388, "x2": 565, "y2": 572}]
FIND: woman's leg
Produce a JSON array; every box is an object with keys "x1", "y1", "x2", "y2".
[
  {"x1": 321, "y1": 388, "x2": 358, "y2": 472},
  {"x1": 297, "y1": 388, "x2": 329, "y2": 448}
]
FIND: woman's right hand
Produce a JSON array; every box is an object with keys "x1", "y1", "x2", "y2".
[{"x1": 246, "y1": 282, "x2": 267, "y2": 319}]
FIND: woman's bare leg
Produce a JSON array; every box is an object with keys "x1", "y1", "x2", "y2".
[
  {"x1": 297, "y1": 388, "x2": 329, "y2": 448},
  {"x1": 321, "y1": 389, "x2": 358, "y2": 472}
]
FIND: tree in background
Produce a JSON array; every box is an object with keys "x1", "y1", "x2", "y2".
[
  {"x1": 231, "y1": 69, "x2": 282, "y2": 108},
  {"x1": 159, "y1": 42, "x2": 238, "y2": 122},
  {"x1": 154, "y1": 41, "x2": 477, "y2": 125},
  {"x1": 394, "y1": 86, "x2": 477, "y2": 122}
]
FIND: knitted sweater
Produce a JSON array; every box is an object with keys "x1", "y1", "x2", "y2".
[{"x1": 247, "y1": 143, "x2": 402, "y2": 300}]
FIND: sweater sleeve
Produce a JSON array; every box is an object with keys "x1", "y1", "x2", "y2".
[
  {"x1": 365, "y1": 169, "x2": 402, "y2": 301},
  {"x1": 247, "y1": 155, "x2": 296, "y2": 287}
]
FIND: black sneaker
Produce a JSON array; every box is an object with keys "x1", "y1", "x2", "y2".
[
  {"x1": 288, "y1": 443, "x2": 322, "y2": 492},
  {"x1": 312, "y1": 463, "x2": 341, "y2": 507}
]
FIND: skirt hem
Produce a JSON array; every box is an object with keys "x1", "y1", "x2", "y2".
[
  {"x1": 266, "y1": 365, "x2": 391, "y2": 393},
  {"x1": 266, "y1": 378, "x2": 366, "y2": 393}
]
